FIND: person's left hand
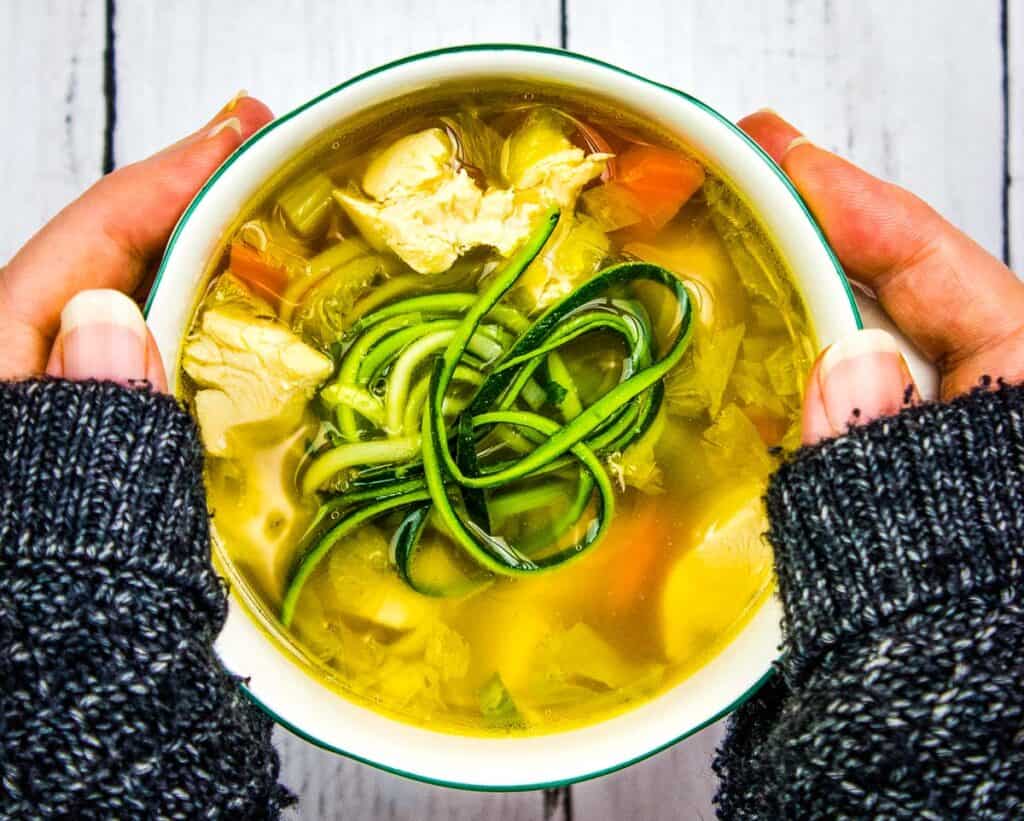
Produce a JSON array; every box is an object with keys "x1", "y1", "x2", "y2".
[{"x1": 0, "y1": 94, "x2": 274, "y2": 388}]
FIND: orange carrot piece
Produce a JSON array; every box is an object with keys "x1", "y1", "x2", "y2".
[
  {"x1": 228, "y1": 242, "x2": 290, "y2": 308},
  {"x1": 604, "y1": 500, "x2": 665, "y2": 613},
  {"x1": 615, "y1": 145, "x2": 706, "y2": 230}
]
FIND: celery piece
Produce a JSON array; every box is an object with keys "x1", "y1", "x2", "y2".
[
  {"x1": 516, "y1": 214, "x2": 610, "y2": 311},
  {"x1": 581, "y1": 182, "x2": 644, "y2": 232},
  {"x1": 731, "y1": 359, "x2": 787, "y2": 417},
  {"x1": 280, "y1": 237, "x2": 373, "y2": 320},
  {"x1": 741, "y1": 334, "x2": 780, "y2": 363},
  {"x1": 765, "y1": 343, "x2": 809, "y2": 397},
  {"x1": 479, "y1": 673, "x2": 523, "y2": 729},
  {"x1": 501, "y1": 108, "x2": 573, "y2": 187},
  {"x1": 203, "y1": 272, "x2": 275, "y2": 318},
  {"x1": 704, "y1": 177, "x2": 790, "y2": 307},
  {"x1": 665, "y1": 322, "x2": 745, "y2": 418},
  {"x1": 704, "y1": 323, "x2": 745, "y2": 418},
  {"x1": 701, "y1": 404, "x2": 775, "y2": 480},
  {"x1": 607, "y1": 408, "x2": 666, "y2": 495},
  {"x1": 751, "y1": 302, "x2": 788, "y2": 333},
  {"x1": 279, "y1": 172, "x2": 335, "y2": 239},
  {"x1": 442, "y1": 109, "x2": 505, "y2": 186},
  {"x1": 292, "y1": 255, "x2": 387, "y2": 345},
  {"x1": 424, "y1": 623, "x2": 471, "y2": 682},
  {"x1": 309, "y1": 236, "x2": 372, "y2": 278}
]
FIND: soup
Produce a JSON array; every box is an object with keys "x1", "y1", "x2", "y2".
[{"x1": 179, "y1": 84, "x2": 814, "y2": 735}]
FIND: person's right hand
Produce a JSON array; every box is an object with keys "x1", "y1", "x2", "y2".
[{"x1": 738, "y1": 110, "x2": 1024, "y2": 444}]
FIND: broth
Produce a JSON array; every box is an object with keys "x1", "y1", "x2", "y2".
[{"x1": 180, "y1": 84, "x2": 814, "y2": 735}]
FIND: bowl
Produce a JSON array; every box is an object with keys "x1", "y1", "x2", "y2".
[{"x1": 146, "y1": 44, "x2": 864, "y2": 790}]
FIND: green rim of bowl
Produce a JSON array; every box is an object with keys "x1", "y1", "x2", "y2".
[{"x1": 146, "y1": 42, "x2": 860, "y2": 792}]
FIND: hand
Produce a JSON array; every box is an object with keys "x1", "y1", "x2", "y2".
[
  {"x1": 0, "y1": 94, "x2": 274, "y2": 389},
  {"x1": 739, "y1": 110, "x2": 1024, "y2": 444}
]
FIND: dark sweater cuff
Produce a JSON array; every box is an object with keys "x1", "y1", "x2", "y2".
[
  {"x1": 0, "y1": 379, "x2": 226, "y2": 634},
  {"x1": 767, "y1": 381, "x2": 1024, "y2": 681}
]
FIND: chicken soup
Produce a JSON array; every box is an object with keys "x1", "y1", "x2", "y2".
[{"x1": 179, "y1": 84, "x2": 813, "y2": 735}]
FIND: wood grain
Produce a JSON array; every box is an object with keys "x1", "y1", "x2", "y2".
[
  {"x1": 567, "y1": 1, "x2": 1007, "y2": 816},
  {"x1": 274, "y1": 728, "x2": 555, "y2": 820},
  {"x1": 111, "y1": 1, "x2": 561, "y2": 162},
  {"x1": 111, "y1": 9, "x2": 565, "y2": 817},
  {"x1": 0, "y1": 3, "x2": 1014, "y2": 819},
  {"x1": 568, "y1": 0, "x2": 1006, "y2": 258},
  {"x1": 0, "y1": 1, "x2": 105, "y2": 262},
  {"x1": 574, "y1": 724, "x2": 725, "y2": 821},
  {"x1": 1010, "y1": 0, "x2": 1023, "y2": 270}
]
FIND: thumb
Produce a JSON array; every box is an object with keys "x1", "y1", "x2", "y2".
[
  {"x1": 802, "y1": 329, "x2": 918, "y2": 445},
  {"x1": 45, "y1": 290, "x2": 167, "y2": 392}
]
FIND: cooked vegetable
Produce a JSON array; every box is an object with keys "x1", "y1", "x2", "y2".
[
  {"x1": 280, "y1": 210, "x2": 694, "y2": 622},
  {"x1": 442, "y1": 109, "x2": 505, "y2": 186},
  {"x1": 584, "y1": 145, "x2": 704, "y2": 232},
  {"x1": 279, "y1": 172, "x2": 335, "y2": 238},
  {"x1": 604, "y1": 499, "x2": 664, "y2": 612},
  {"x1": 227, "y1": 242, "x2": 290, "y2": 308},
  {"x1": 184, "y1": 92, "x2": 816, "y2": 736},
  {"x1": 479, "y1": 673, "x2": 523, "y2": 728},
  {"x1": 665, "y1": 323, "x2": 746, "y2": 418},
  {"x1": 616, "y1": 145, "x2": 705, "y2": 228}
]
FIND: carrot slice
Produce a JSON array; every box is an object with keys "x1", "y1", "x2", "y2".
[
  {"x1": 615, "y1": 145, "x2": 706, "y2": 230},
  {"x1": 604, "y1": 499, "x2": 665, "y2": 613},
  {"x1": 228, "y1": 242, "x2": 289, "y2": 308}
]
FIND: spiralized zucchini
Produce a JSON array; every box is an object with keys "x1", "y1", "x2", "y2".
[{"x1": 280, "y1": 209, "x2": 694, "y2": 625}]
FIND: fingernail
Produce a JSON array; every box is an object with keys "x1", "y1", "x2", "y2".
[
  {"x1": 818, "y1": 329, "x2": 914, "y2": 433},
  {"x1": 783, "y1": 135, "x2": 811, "y2": 157},
  {"x1": 207, "y1": 116, "x2": 242, "y2": 140},
  {"x1": 60, "y1": 290, "x2": 147, "y2": 384},
  {"x1": 220, "y1": 89, "x2": 248, "y2": 115}
]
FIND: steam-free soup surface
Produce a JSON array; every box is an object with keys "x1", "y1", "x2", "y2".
[{"x1": 180, "y1": 86, "x2": 814, "y2": 735}]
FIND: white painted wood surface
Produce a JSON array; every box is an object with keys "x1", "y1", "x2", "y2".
[
  {"x1": 111, "y1": 1, "x2": 560, "y2": 163},
  {"x1": 0, "y1": 2, "x2": 1017, "y2": 819},
  {"x1": 1011, "y1": 0, "x2": 1023, "y2": 272},
  {"x1": 569, "y1": 0, "x2": 1007, "y2": 259},
  {"x1": 0, "y1": 1, "x2": 105, "y2": 262}
]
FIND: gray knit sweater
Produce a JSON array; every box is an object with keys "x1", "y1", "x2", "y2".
[
  {"x1": 0, "y1": 380, "x2": 293, "y2": 819},
  {"x1": 2, "y1": 378, "x2": 1023, "y2": 818}
]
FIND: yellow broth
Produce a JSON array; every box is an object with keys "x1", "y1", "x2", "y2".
[{"x1": 182, "y1": 85, "x2": 814, "y2": 735}]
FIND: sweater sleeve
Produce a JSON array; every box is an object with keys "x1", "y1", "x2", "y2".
[
  {"x1": 713, "y1": 382, "x2": 1024, "y2": 819},
  {"x1": 0, "y1": 380, "x2": 295, "y2": 818}
]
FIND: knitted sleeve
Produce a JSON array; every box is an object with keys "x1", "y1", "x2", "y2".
[
  {"x1": 0, "y1": 380, "x2": 294, "y2": 818},
  {"x1": 713, "y1": 382, "x2": 1024, "y2": 819}
]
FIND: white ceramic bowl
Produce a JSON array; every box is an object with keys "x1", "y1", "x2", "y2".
[{"x1": 147, "y1": 44, "x2": 866, "y2": 790}]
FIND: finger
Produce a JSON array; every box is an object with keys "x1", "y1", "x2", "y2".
[
  {"x1": 46, "y1": 289, "x2": 166, "y2": 392},
  {"x1": 738, "y1": 109, "x2": 802, "y2": 165},
  {"x1": 0, "y1": 95, "x2": 273, "y2": 348},
  {"x1": 800, "y1": 351, "x2": 833, "y2": 445},
  {"x1": 802, "y1": 329, "x2": 919, "y2": 445},
  {"x1": 738, "y1": 110, "x2": 1024, "y2": 386},
  {"x1": 144, "y1": 329, "x2": 168, "y2": 393}
]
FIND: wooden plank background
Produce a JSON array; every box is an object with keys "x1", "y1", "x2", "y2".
[{"x1": 1, "y1": 1, "x2": 1017, "y2": 818}]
